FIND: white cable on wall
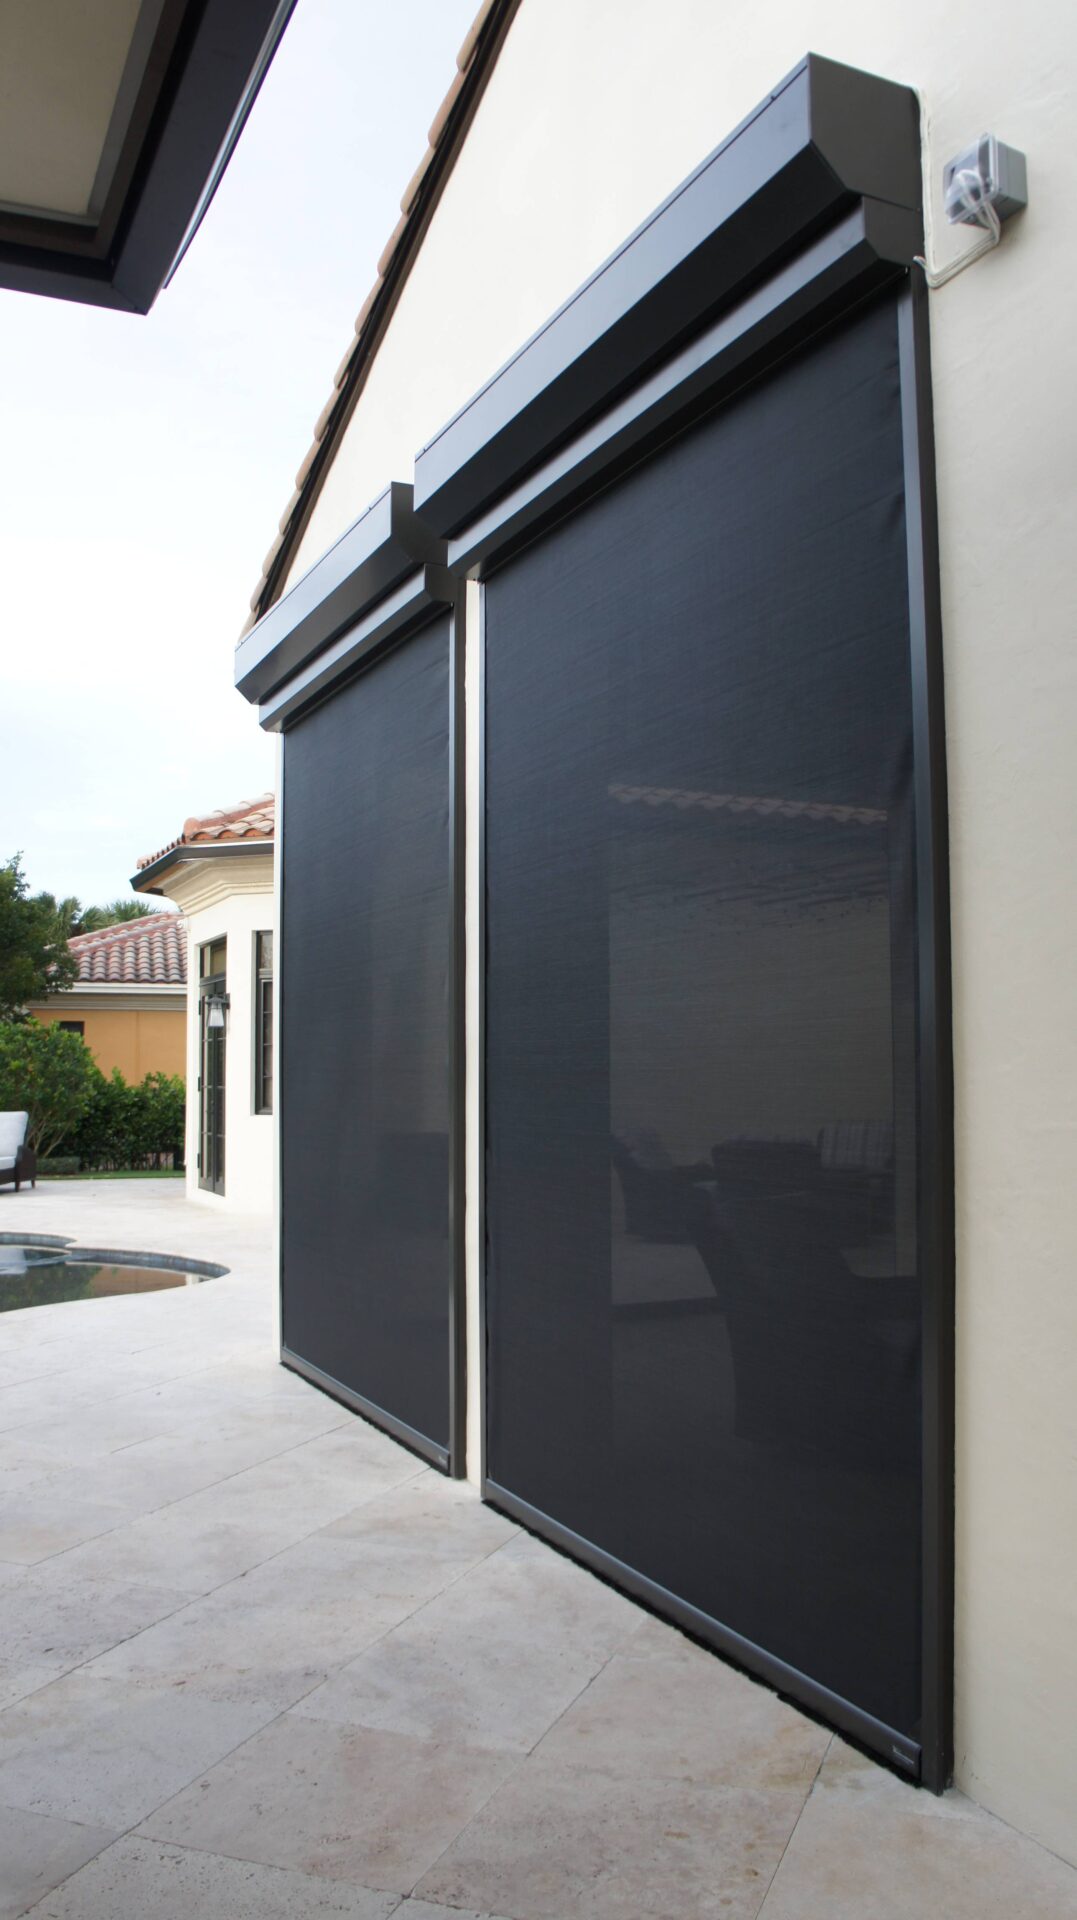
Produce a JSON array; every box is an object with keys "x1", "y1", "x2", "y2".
[{"x1": 915, "y1": 167, "x2": 1003, "y2": 289}]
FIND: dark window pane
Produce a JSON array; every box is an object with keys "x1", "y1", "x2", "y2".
[
  {"x1": 281, "y1": 617, "x2": 452, "y2": 1453},
  {"x1": 201, "y1": 938, "x2": 226, "y2": 979},
  {"x1": 259, "y1": 978, "x2": 273, "y2": 1114},
  {"x1": 484, "y1": 297, "x2": 922, "y2": 1741}
]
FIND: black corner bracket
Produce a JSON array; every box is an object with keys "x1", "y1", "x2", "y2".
[{"x1": 235, "y1": 481, "x2": 447, "y2": 710}]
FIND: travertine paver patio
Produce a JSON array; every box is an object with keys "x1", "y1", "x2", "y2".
[{"x1": 1, "y1": 1179, "x2": 1075, "y2": 1919}]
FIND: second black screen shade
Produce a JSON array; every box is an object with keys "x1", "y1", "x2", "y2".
[{"x1": 281, "y1": 616, "x2": 452, "y2": 1457}]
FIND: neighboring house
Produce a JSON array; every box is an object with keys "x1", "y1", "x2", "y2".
[
  {"x1": 28, "y1": 915, "x2": 186, "y2": 1082},
  {"x1": 133, "y1": 797, "x2": 274, "y2": 1213},
  {"x1": 233, "y1": 0, "x2": 1075, "y2": 1870}
]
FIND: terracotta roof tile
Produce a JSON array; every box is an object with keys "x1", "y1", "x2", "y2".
[
  {"x1": 456, "y1": 0, "x2": 496, "y2": 72},
  {"x1": 137, "y1": 794, "x2": 275, "y2": 872},
  {"x1": 262, "y1": 529, "x2": 286, "y2": 577},
  {"x1": 279, "y1": 485, "x2": 303, "y2": 534},
  {"x1": 333, "y1": 336, "x2": 359, "y2": 391},
  {"x1": 68, "y1": 914, "x2": 187, "y2": 986},
  {"x1": 427, "y1": 66, "x2": 466, "y2": 149},
  {"x1": 242, "y1": 0, "x2": 520, "y2": 633},
  {"x1": 376, "y1": 210, "x2": 410, "y2": 279},
  {"x1": 294, "y1": 436, "x2": 321, "y2": 490},
  {"x1": 312, "y1": 394, "x2": 336, "y2": 443},
  {"x1": 400, "y1": 145, "x2": 434, "y2": 216},
  {"x1": 353, "y1": 280, "x2": 383, "y2": 334}
]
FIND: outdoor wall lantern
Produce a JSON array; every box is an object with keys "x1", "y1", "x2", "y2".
[{"x1": 206, "y1": 995, "x2": 229, "y2": 1030}]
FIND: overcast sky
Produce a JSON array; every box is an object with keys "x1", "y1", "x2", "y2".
[{"x1": 0, "y1": 0, "x2": 479, "y2": 908}]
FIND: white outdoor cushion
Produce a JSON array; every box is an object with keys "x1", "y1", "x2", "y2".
[
  {"x1": 0, "y1": 1112, "x2": 29, "y2": 1162},
  {"x1": 0, "y1": 1158, "x2": 17, "y2": 1172}
]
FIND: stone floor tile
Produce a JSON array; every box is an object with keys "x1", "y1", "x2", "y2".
[
  {"x1": 40, "y1": 1475, "x2": 324, "y2": 1595},
  {"x1": 416, "y1": 1755, "x2": 805, "y2": 1920},
  {"x1": 82, "y1": 1562, "x2": 407, "y2": 1713},
  {"x1": 0, "y1": 1671, "x2": 275, "y2": 1829},
  {"x1": 532, "y1": 1634, "x2": 830, "y2": 1790},
  {"x1": 140, "y1": 1712, "x2": 519, "y2": 1893},
  {"x1": 178, "y1": 1433, "x2": 428, "y2": 1536},
  {"x1": 0, "y1": 1803, "x2": 115, "y2": 1920},
  {"x1": 286, "y1": 1499, "x2": 516, "y2": 1618},
  {"x1": 317, "y1": 1473, "x2": 518, "y2": 1602},
  {"x1": 24, "y1": 1835, "x2": 400, "y2": 1919},
  {"x1": 295, "y1": 1528, "x2": 639, "y2": 1754},
  {"x1": 0, "y1": 1660, "x2": 65, "y2": 1713},
  {"x1": 755, "y1": 1739, "x2": 1077, "y2": 1919},
  {"x1": 400, "y1": 1903, "x2": 512, "y2": 1920},
  {"x1": 0, "y1": 1486, "x2": 134, "y2": 1564},
  {"x1": 0, "y1": 1562, "x2": 188, "y2": 1706}
]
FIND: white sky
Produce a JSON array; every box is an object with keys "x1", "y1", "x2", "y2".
[{"x1": 0, "y1": 0, "x2": 479, "y2": 907}]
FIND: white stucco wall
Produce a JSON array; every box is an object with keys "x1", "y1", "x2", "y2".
[
  {"x1": 278, "y1": 0, "x2": 1077, "y2": 1862},
  {"x1": 164, "y1": 861, "x2": 276, "y2": 1217}
]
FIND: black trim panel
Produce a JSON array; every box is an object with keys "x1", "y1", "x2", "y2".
[
  {"x1": 0, "y1": 0, "x2": 297, "y2": 313},
  {"x1": 283, "y1": 1345, "x2": 450, "y2": 1472},
  {"x1": 132, "y1": 838, "x2": 271, "y2": 893},
  {"x1": 238, "y1": 483, "x2": 447, "y2": 707},
  {"x1": 898, "y1": 278, "x2": 955, "y2": 1795},
  {"x1": 414, "y1": 52, "x2": 922, "y2": 537},
  {"x1": 448, "y1": 200, "x2": 918, "y2": 578},
  {"x1": 257, "y1": 563, "x2": 456, "y2": 731}
]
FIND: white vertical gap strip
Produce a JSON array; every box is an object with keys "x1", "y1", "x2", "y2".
[
  {"x1": 273, "y1": 730, "x2": 284, "y2": 1360},
  {"x1": 464, "y1": 577, "x2": 483, "y2": 1485},
  {"x1": 185, "y1": 917, "x2": 199, "y2": 1200}
]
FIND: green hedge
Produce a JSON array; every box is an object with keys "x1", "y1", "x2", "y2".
[
  {"x1": 0, "y1": 1022, "x2": 185, "y2": 1170},
  {"x1": 38, "y1": 1155, "x2": 81, "y2": 1175},
  {"x1": 67, "y1": 1069, "x2": 186, "y2": 1173}
]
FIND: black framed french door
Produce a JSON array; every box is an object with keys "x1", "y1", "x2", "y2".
[
  {"x1": 278, "y1": 609, "x2": 464, "y2": 1471},
  {"x1": 481, "y1": 286, "x2": 950, "y2": 1781},
  {"x1": 198, "y1": 944, "x2": 226, "y2": 1195}
]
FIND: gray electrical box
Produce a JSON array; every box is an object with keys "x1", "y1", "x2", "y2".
[{"x1": 943, "y1": 135, "x2": 1028, "y2": 225}]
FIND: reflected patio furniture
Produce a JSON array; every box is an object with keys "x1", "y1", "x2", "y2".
[
  {"x1": 611, "y1": 1132, "x2": 713, "y2": 1243},
  {"x1": 692, "y1": 1141, "x2": 917, "y2": 1469},
  {"x1": 0, "y1": 1112, "x2": 36, "y2": 1193}
]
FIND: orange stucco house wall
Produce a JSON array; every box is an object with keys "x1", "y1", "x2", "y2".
[{"x1": 31, "y1": 999, "x2": 186, "y2": 1081}]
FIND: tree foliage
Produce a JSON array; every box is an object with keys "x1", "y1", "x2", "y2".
[
  {"x1": 0, "y1": 857, "x2": 79, "y2": 1019},
  {"x1": 76, "y1": 900, "x2": 157, "y2": 932},
  {"x1": 0, "y1": 1021, "x2": 99, "y2": 1156}
]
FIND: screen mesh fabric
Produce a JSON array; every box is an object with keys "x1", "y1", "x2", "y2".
[
  {"x1": 484, "y1": 296, "x2": 923, "y2": 1739},
  {"x1": 282, "y1": 615, "x2": 452, "y2": 1455}
]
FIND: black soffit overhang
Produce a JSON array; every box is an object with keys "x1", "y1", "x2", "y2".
[
  {"x1": 0, "y1": 0, "x2": 297, "y2": 314},
  {"x1": 234, "y1": 52, "x2": 923, "y2": 719}
]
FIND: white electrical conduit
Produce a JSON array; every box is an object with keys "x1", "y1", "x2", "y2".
[{"x1": 915, "y1": 167, "x2": 1003, "y2": 288}]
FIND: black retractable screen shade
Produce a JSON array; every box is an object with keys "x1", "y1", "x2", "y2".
[
  {"x1": 484, "y1": 296, "x2": 924, "y2": 1745},
  {"x1": 282, "y1": 615, "x2": 452, "y2": 1460}
]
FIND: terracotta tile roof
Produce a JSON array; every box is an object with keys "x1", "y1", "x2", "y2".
[
  {"x1": 68, "y1": 915, "x2": 187, "y2": 986},
  {"x1": 137, "y1": 794, "x2": 275, "y2": 872},
  {"x1": 241, "y1": 0, "x2": 521, "y2": 637}
]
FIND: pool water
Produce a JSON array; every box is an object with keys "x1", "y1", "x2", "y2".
[{"x1": 0, "y1": 1244, "x2": 211, "y2": 1312}]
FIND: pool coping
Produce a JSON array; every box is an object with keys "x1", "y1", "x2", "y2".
[{"x1": 0, "y1": 1234, "x2": 229, "y2": 1279}]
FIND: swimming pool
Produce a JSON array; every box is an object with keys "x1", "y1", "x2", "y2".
[{"x1": 0, "y1": 1237, "x2": 228, "y2": 1311}]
